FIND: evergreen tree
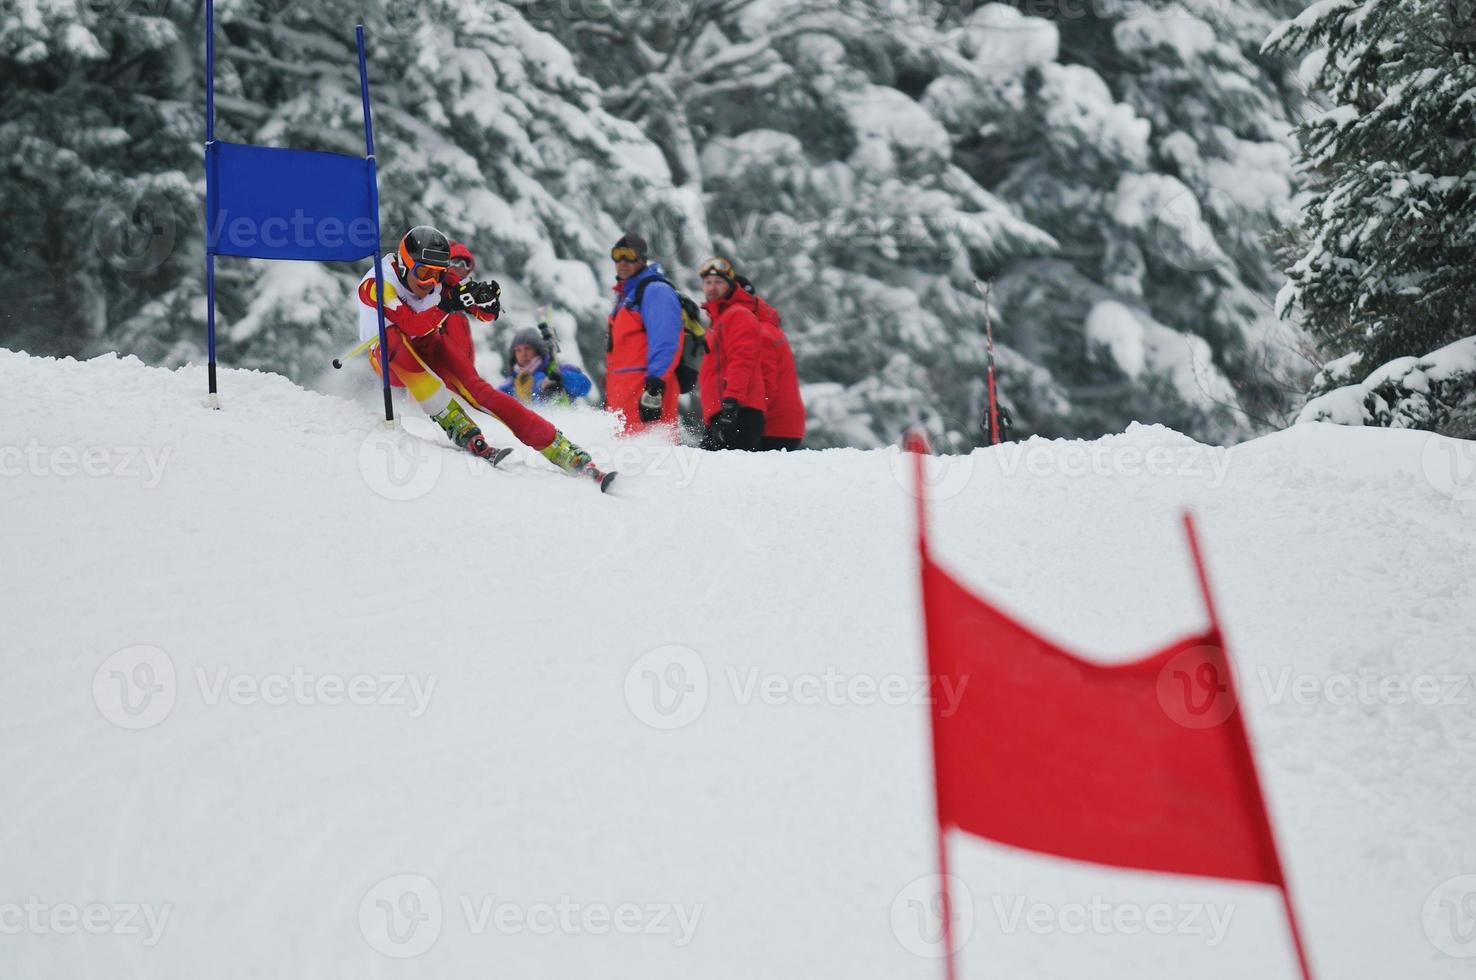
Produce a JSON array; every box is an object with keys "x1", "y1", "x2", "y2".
[
  {"x1": 923, "y1": 0, "x2": 1311, "y2": 441},
  {"x1": 1266, "y1": 0, "x2": 1476, "y2": 371},
  {"x1": 0, "y1": 0, "x2": 199, "y2": 361}
]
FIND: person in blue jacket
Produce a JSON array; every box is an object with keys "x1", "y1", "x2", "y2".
[
  {"x1": 498, "y1": 327, "x2": 592, "y2": 406},
  {"x1": 605, "y1": 233, "x2": 683, "y2": 433}
]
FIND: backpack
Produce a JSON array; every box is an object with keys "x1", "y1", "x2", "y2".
[
  {"x1": 630, "y1": 275, "x2": 708, "y2": 394},
  {"x1": 735, "y1": 274, "x2": 782, "y2": 329}
]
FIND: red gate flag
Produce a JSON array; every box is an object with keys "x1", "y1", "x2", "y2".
[
  {"x1": 905, "y1": 429, "x2": 1312, "y2": 980},
  {"x1": 921, "y1": 558, "x2": 1282, "y2": 883}
]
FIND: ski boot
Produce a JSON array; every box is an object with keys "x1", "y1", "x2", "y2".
[
  {"x1": 540, "y1": 430, "x2": 617, "y2": 493},
  {"x1": 431, "y1": 401, "x2": 511, "y2": 467}
]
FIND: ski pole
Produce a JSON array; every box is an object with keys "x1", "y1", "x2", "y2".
[
  {"x1": 972, "y1": 278, "x2": 1001, "y2": 446},
  {"x1": 331, "y1": 335, "x2": 377, "y2": 369},
  {"x1": 536, "y1": 305, "x2": 562, "y2": 358}
]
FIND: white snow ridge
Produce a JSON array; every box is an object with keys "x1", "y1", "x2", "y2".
[{"x1": 3, "y1": 348, "x2": 1475, "y2": 979}]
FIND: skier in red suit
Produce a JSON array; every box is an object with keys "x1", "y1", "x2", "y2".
[{"x1": 356, "y1": 225, "x2": 605, "y2": 482}]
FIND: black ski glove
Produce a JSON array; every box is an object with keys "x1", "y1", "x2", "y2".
[
  {"x1": 708, "y1": 398, "x2": 741, "y2": 445},
  {"x1": 541, "y1": 369, "x2": 564, "y2": 396},
  {"x1": 638, "y1": 376, "x2": 665, "y2": 423},
  {"x1": 438, "y1": 281, "x2": 471, "y2": 313},
  {"x1": 468, "y1": 279, "x2": 501, "y2": 318}
]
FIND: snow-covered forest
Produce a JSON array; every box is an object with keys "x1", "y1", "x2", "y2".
[{"x1": 3, "y1": 0, "x2": 1474, "y2": 443}]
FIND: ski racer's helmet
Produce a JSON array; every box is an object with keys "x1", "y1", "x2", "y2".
[{"x1": 397, "y1": 226, "x2": 453, "y2": 286}]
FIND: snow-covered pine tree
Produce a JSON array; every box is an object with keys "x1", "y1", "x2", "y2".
[
  {"x1": 1266, "y1": 0, "x2": 1476, "y2": 380},
  {"x1": 924, "y1": 1, "x2": 1311, "y2": 441},
  {"x1": 0, "y1": 0, "x2": 199, "y2": 362},
  {"x1": 694, "y1": 6, "x2": 1063, "y2": 448},
  {"x1": 515, "y1": 0, "x2": 797, "y2": 277}
]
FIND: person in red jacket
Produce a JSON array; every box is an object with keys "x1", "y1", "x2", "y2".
[
  {"x1": 356, "y1": 225, "x2": 604, "y2": 481},
  {"x1": 441, "y1": 240, "x2": 478, "y2": 365},
  {"x1": 697, "y1": 256, "x2": 766, "y2": 451},
  {"x1": 736, "y1": 274, "x2": 806, "y2": 451},
  {"x1": 605, "y1": 233, "x2": 683, "y2": 435}
]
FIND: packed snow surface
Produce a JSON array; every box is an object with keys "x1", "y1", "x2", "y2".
[{"x1": 3, "y1": 349, "x2": 1475, "y2": 979}]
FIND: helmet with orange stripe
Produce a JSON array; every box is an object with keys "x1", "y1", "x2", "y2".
[{"x1": 396, "y1": 226, "x2": 453, "y2": 288}]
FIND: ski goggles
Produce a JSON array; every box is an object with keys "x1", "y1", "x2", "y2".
[
  {"x1": 699, "y1": 256, "x2": 736, "y2": 281},
  {"x1": 610, "y1": 246, "x2": 643, "y2": 262},
  {"x1": 448, "y1": 257, "x2": 474, "y2": 275},
  {"x1": 399, "y1": 241, "x2": 452, "y2": 285},
  {"x1": 409, "y1": 263, "x2": 448, "y2": 286}
]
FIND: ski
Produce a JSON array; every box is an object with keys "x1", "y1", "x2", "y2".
[
  {"x1": 466, "y1": 432, "x2": 513, "y2": 467},
  {"x1": 468, "y1": 442, "x2": 616, "y2": 492},
  {"x1": 583, "y1": 461, "x2": 617, "y2": 493}
]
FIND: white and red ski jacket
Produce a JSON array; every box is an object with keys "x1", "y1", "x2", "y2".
[{"x1": 355, "y1": 253, "x2": 448, "y2": 343}]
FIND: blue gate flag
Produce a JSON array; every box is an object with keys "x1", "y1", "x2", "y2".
[
  {"x1": 206, "y1": 142, "x2": 378, "y2": 261},
  {"x1": 204, "y1": 1, "x2": 394, "y2": 420}
]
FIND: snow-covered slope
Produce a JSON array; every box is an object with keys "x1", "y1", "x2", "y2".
[{"x1": 3, "y1": 349, "x2": 1474, "y2": 979}]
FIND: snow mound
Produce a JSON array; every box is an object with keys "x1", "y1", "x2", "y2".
[{"x1": 3, "y1": 349, "x2": 1474, "y2": 979}]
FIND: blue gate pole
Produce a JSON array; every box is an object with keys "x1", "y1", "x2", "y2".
[
  {"x1": 205, "y1": 0, "x2": 219, "y2": 408},
  {"x1": 356, "y1": 25, "x2": 394, "y2": 424}
]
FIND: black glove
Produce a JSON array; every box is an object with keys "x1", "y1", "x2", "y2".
[
  {"x1": 437, "y1": 280, "x2": 471, "y2": 313},
  {"x1": 540, "y1": 369, "x2": 564, "y2": 396},
  {"x1": 709, "y1": 397, "x2": 741, "y2": 445},
  {"x1": 468, "y1": 279, "x2": 501, "y2": 318},
  {"x1": 638, "y1": 376, "x2": 665, "y2": 423}
]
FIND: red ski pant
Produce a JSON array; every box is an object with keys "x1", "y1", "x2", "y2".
[{"x1": 372, "y1": 329, "x2": 556, "y2": 450}]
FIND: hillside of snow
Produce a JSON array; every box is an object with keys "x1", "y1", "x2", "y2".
[{"x1": 3, "y1": 348, "x2": 1474, "y2": 979}]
